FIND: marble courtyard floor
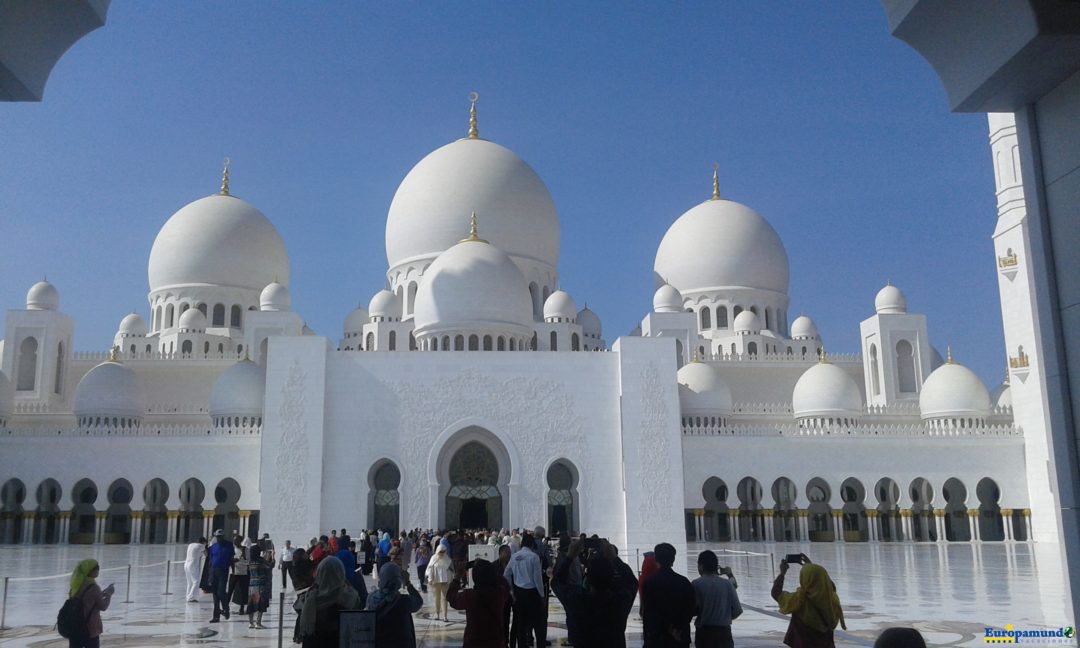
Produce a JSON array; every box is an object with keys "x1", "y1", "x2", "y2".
[{"x1": 0, "y1": 541, "x2": 1073, "y2": 647}]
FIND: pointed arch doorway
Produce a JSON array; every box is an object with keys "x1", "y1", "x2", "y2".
[{"x1": 446, "y1": 441, "x2": 502, "y2": 530}]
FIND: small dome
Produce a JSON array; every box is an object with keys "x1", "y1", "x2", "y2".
[
  {"x1": 578, "y1": 306, "x2": 602, "y2": 338},
  {"x1": 920, "y1": 357, "x2": 992, "y2": 420},
  {"x1": 177, "y1": 308, "x2": 207, "y2": 331},
  {"x1": 118, "y1": 313, "x2": 147, "y2": 337},
  {"x1": 792, "y1": 362, "x2": 863, "y2": 420},
  {"x1": 653, "y1": 284, "x2": 684, "y2": 313},
  {"x1": 369, "y1": 290, "x2": 402, "y2": 320},
  {"x1": 875, "y1": 284, "x2": 907, "y2": 314},
  {"x1": 543, "y1": 290, "x2": 577, "y2": 321},
  {"x1": 733, "y1": 310, "x2": 761, "y2": 334},
  {"x1": 209, "y1": 359, "x2": 266, "y2": 418},
  {"x1": 677, "y1": 362, "x2": 733, "y2": 414},
  {"x1": 74, "y1": 360, "x2": 141, "y2": 419},
  {"x1": 148, "y1": 194, "x2": 289, "y2": 294},
  {"x1": 990, "y1": 379, "x2": 1012, "y2": 409},
  {"x1": 790, "y1": 315, "x2": 818, "y2": 339},
  {"x1": 26, "y1": 280, "x2": 59, "y2": 310},
  {"x1": 0, "y1": 370, "x2": 13, "y2": 418},
  {"x1": 655, "y1": 198, "x2": 789, "y2": 296},
  {"x1": 260, "y1": 282, "x2": 290, "y2": 311},
  {"x1": 413, "y1": 238, "x2": 533, "y2": 337},
  {"x1": 344, "y1": 305, "x2": 369, "y2": 335}
]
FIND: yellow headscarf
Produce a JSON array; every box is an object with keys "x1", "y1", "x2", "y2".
[
  {"x1": 777, "y1": 564, "x2": 844, "y2": 634},
  {"x1": 69, "y1": 559, "x2": 99, "y2": 598}
]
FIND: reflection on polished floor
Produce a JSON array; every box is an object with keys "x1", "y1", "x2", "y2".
[{"x1": 0, "y1": 541, "x2": 1071, "y2": 647}]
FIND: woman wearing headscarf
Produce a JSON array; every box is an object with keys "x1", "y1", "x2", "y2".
[
  {"x1": 447, "y1": 559, "x2": 510, "y2": 648},
  {"x1": 376, "y1": 532, "x2": 392, "y2": 571},
  {"x1": 424, "y1": 544, "x2": 454, "y2": 621},
  {"x1": 68, "y1": 559, "x2": 114, "y2": 648},
  {"x1": 637, "y1": 551, "x2": 658, "y2": 621},
  {"x1": 771, "y1": 556, "x2": 846, "y2": 648},
  {"x1": 367, "y1": 562, "x2": 423, "y2": 647},
  {"x1": 296, "y1": 556, "x2": 363, "y2": 648},
  {"x1": 247, "y1": 546, "x2": 273, "y2": 629},
  {"x1": 290, "y1": 548, "x2": 316, "y2": 591},
  {"x1": 335, "y1": 539, "x2": 369, "y2": 605}
]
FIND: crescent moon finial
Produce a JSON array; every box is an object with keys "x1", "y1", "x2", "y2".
[
  {"x1": 711, "y1": 162, "x2": 720, "y2": 200},
  {"x1": 220, "y1": 157, "x2": 232, "y2": 196},
  {"x1": 468, "y1": 92, "x2": 480, "y2": 139}
]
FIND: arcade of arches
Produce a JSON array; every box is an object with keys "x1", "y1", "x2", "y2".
[
  {"x1": 0, "y1": 477, "x2": 258, "y2": 544},
  {"x1": 688, "y1": 476, "x2": 1027, "y2": 543}
]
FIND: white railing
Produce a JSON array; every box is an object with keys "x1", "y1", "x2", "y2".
[
  {"x1": 683, "y1": 421, "x2": 1021, "y2": 438},
  {"x1": 2, "y1": 424, "x2": 260, "y2": 438}
]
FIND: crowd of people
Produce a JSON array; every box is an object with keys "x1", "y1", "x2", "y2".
[{"x1": 61, "y1": 525, "x2": 930, "y2": 648}]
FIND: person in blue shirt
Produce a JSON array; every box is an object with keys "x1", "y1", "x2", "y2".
[
  {"x1": 208, "y1": 529, "x2": 236, "y2": 623},
  {"x1": 377, "y1": 532, "x2": 392, "y2": 571},
  {"x1": 334, "y1": 534, "x2": 368, "y2": 607}
]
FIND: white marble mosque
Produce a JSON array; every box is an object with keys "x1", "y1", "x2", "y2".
[{"x1": 0, "y1": 101, "x2": 1046, "y2": 567}]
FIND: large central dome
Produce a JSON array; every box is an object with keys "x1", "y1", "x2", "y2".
[
  {"x1": 385, "y1": 138, "x2": 560, "y2": 273},
  {"x1": 148, "y1": 194, "x2": 289, "y2": 293},
  {"x1": 654, "y1": 198, "x2": 789, "y2": 295}
]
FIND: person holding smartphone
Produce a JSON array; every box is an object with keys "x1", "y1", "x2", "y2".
[
  {"x1": 771, "y1": 554, "x2": 846, "y2": 648},
  {"x1": 68, "y1": 559, "x2": 114, "y2": 648}
]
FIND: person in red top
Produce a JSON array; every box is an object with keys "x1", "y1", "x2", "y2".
[
  {"x1": 310, "y1": 536, "x2": 329, "y2": 565},
  {"x1": 638, "y1": 551, "x2": 659, "y2": 620},
  {"x1": 447, "y1": 559, "x2": 510, "y2": 648},
  {"x1": 327, "y1": 530, "x2": 339, "y2": 554}
]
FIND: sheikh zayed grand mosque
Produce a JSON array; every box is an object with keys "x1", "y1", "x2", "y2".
[{"x1": 0, "y1": 101, "x2": 1050, "y2": 561}]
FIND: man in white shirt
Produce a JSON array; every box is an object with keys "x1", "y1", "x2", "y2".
[
  {"x1": 279, "y1": 540, "x2": 295, "y2": 588},
  {"x1": 504, "y1": 533, "x2": 546, "y2": 647},
  {"x1": 184, "y1": 536, "x2": 207, "y2": 602}
]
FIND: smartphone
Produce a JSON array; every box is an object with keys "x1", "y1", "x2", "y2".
[{"x1": 784, "y1": 553, "x2": 804, "y2": 564}]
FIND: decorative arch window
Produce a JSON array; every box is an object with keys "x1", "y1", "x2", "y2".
[
  {"x1": 483, "y1": 335, "x2": 493, "y2": 351},
  {"x1": 497, "y1": 336, "x2": 506, "y2": 351},
  {"x1": 748, "y1": 341, "x2": 758, "y2": 356},
  {"x1": 550, "y1": 331, "x2": 558, "y2": 351},
  {"x1": 455, "y1": 335, "x2": 465, "y2": 351},
  {"x1": 407, "y1": 282, "x2": 418, "y2": 317},
  {"x1": 700, "y1": 307, "x2": 711, "y2": 330},
  {"x1": 733, "y1": 305, "x2": 743, "y2": 319},
  {"x1": 204, "y1": 341, "x2": 211, "y2": 355},
  {"x1": 468, "y1": 334, "x2": 479, "y2": 351},
  {"x1": 366, "y1": 332, "x2": 375, "y2": 351},
  {"x1": 54, "y1": 341, "x2": 65, "y2": 394},
  {"x1": 442, "y1": 335, "x2": 450, "y2": 351},
  {"x1": 165, "y1": 304, "x2": 175, "y2": 328},
  {"x1": 716, "y1": 306, "x2": 729, "y2": 328},
  {"x1": 197, "y1": 303, "x2": 207, "y2": 317},
  {"x1": 212, "y1": 304, "x2": 225, "y2": 327},
  {"x1": 571, "y1": 333, "x2": 580, "y2": 351},
  {"x1": 16, "y1": 337, "x2": 38, "y2": 391},
  {"x1": 896, "y1": 340, "x2": 917, "y2": 393},
  {"x1": 509, "y1": 338, "x2": 517, "y2": 351},
  {"x1": 388, "y1": 330, "x2": 397, "y2": 351},
  {"x1": 230, "y1": 305, "x2": 242, "y2": 328},
  {"x1": 870, "y1": 344, "x2": 881, "y2": 396},
  {"x1": 181, "y1": 340, "x2": 193, "y2": 355}
]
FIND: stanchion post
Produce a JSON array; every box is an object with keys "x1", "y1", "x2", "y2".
[
  {"x1": 745, "y1": 552, "x2": 751, "y2": 578},
  {"x1": 770, "y1": 552, "x2": 775, "y2": 580},
  {"x1": 123, "y1": 564, "x2": 133, "y2": 603},
  {"x1": 277, "y1": 591, "x2": 284, "y2": 648},
  {"x1": 635, "y1": 548, "x2": 640, "y2": 575},
  {"x1": 163, "y1": 561, "x2": 172, "y2": 595},
  {"x1": 1, "y1": 575, "x2": 9, "y2": 630}
]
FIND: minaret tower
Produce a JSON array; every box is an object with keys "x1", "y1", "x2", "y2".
[{"x1": 988, "y1": 112, "x2": 1058, "y2": 542}]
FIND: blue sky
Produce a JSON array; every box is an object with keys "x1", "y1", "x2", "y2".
[{"x1": 0, "y1": 2, "x2": 1006, "y2": 387}]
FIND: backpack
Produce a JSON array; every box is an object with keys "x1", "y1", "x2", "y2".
[{"x1": 56, "y1": 597, "x2": 88, "y2": 639}]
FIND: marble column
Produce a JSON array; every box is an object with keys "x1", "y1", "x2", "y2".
[
  {"x1": 94, "y1": 512, "x2": 107, "y2": 544},
  {"x1": 240, "y1": 511, "x2": 250, "y2": 539},
  {"x1": 935, "y1": 510, "x2": 947, "y2": 542},
  {"x1": 166, "y1": 511, "x2": 179, "y2": 544},
  {"x1": 59, "y1": 512, "x2": 70, "y2": 544},
  {"x1": 729, "y1": 512, "x2": 739, "y2": 542},
  {"x1": 901, "y1": 510, "x2": 913, "y2": 541},
  {"x1": 695, "y1": 509, "x2": 705, "y2": 541},
  {"x1": 1001, "y1": 509, "x2": 1014, "y2": 541},
  {"x1": 203, "y1": 511, "x2": 214, "y2": 539},
  {"x1": 866, "y1": 510, "x2": 878, "y2": 542},
  {"x1": 1022, "y1": 509, "x2": 1032, "y2": 541},
  {"x1": 763, "y1": 511, "x2": 774, "y2": 542},
  {"x1": 130, "y1": 512, "x2": 143, "y2": 544},
  {"x1": 833, "y1": 511, "x2": 845, "y2": 543},
  {"x1": 969, "y1": 511, "x2": 981, "y2": 541},
  {"x1": 21, "y1": 512, "x2": 34, "y2": 544},
  {"x1": 797, "y1": 511, "x2": 809, "y2": 541}
]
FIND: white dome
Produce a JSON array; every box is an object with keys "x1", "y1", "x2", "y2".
[
  {"x1": 209, "y1": 359, "x2": 266, "y2": 417},
  {"x1": 118, "y1": 313, "x2": 147, "y2": 337},
  {"x1": 344, "y1": 305, "x2": 369, "y2": 335},
  {"x1": 148, "y1": 194, "x2": 289, "y2": 293},
  {"x1": 74, "y1": 360, "x2": 141, "y2": 419},
  {"x1": 368, "y1": 290, "x2": 402, "y2": 320},
  {"x1": 677, "y1": 362, "x2": 733, "y2": 414},
  {"x1": 413, "y1": 239, "x2": 533, "y2": 337},
  {"x1": 543, "y1": 290, "x2": 577, "y2": 321},
  {"x1": 920, "y1": 359, "x2": 992, "y2": 420},
  {"x1": 655, "y1": 199, "x2": 789, "y2": 296},
  {"x1": 790, "y1": 315, "x2": 818, "y2": 339},
  {"x1": 578, "y1": 306, "x2": 601, "y2": 338},
  {"x1": 0, "y1": 370, "x2": 12, "y2": 418},
  {"x1": 177, "y1": 308, "x2": 207, "y2": 331},
  {"x1": 990, "y1": 379, "x2": 1012, "y2": 409},
  {"x1": 386, "y1": 138, "x2": 560, "y2": 274},
  {"x1": 792, "y1": 362, "x2": 863, "y2": 419},
  {"x1": 653, "y1": 284, "x2": 684, "y2": 313},
  {"x1": 26, "y1": 280, "x2": 58, "y2": 310},
  {"x1": 260, "y1": 282, "x2": 290, "y2": 311},
  {"x1": 733, "y1": 310, "x2": 761, "y2": 334},
  {"x1": 875, "y1": 284, "x2": 907, "y2": 314}
]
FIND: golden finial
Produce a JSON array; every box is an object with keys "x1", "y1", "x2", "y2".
[
  {"x1": 220, "y1": 157, "x2": 231, "y2": 196},
  {"x1": 467, "y1": 92, "x2": 479, "y2": 139},
  {"x1": 460, "y1": 211, "x2": 488, "y2": 243},
  {"x1": 946, "y1": 346, "x2": 954, "y2": 364},
  {"x1": 711, "y1": 163, "x2": 720, "y2": 201},
  {"x1": 109, "y1": 345, "x2": 121, "y2": 363}
]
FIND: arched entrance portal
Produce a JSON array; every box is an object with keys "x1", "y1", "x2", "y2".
[
  {"x1": 445, "y1": 441, "x2": 502, "y2": 530},
  {"x1": 546, "y1": 460, "x2": 579, "y2": 536}
]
